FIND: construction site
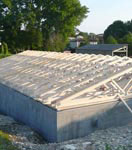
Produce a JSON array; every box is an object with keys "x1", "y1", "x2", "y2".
[{"x1": 0, "y1": 50, "x2": 132, "y2": 142}]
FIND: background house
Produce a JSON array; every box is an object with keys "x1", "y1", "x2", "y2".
[
  {"x1": 69, "y1": 36, "x2": 84, "y2": 49},
  {"x1": 97, "y1": 34, "x2": 104, "y2": 44},
  {"x1": 65, "y1": 36, "x2": 84, "y2": 53},
  {"x1": 76, "y1": 44, "x2": 128, "y2": 57},
  {"x1": 89, "y1": 33, "x2": 99, "y2": 45},
  {"x1": 88, "y1": 33, "x2": 104, "y2": 45}
]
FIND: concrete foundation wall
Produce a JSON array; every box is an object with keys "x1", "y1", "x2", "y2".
[
  {"x1": 57, "y1": 100, "x2": 132, "y2": 142},
  {"x1": 0, "y1": 83, "x2": 57, "y2": 142},
  {"x1": 0, "y1": 82, "x2": 132, "y2": 142},
  {"x1": 76, "y1": 49, "x2": 112, "y2": 56}
]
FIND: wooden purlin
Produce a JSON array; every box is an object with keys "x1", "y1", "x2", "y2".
[
  {"x1": 39, "y1": 55, "x2": 105, "y2": 90},
  {"x1": 40, "y1": 55, "x2": 120, "y2": 101},
  {"x1": 55, "y1": 66, "x2": 132, "y2": 107},
  {"x1": 124, "y1": 78, "x2": 132, "y2": 90},
  {"x1": 7, "y1": 53, "x2": 97, "y2": 95},
  {"x1": 38, "y1": 53, "x2": 90, "y2": 71},
  {"x1": 111, "y1": 80, "x2": 126, "y2": 94},
  {"x1": 108, "y1": 57, "x2": 126, "y2": 65},
  {"x1": 42, "y1": 57, "x2": 132, "y2": 104},
  {"x1": 14, "y1": 52, "x2": 131, "y2": 104},
  {"x1": 57, "y1": 95, "x2": 117, "y2": 110},
  {"x1": 1, "y1": 50, "x2": 132, "y2": 110},
  {"x1": 127, "y1": 86, "x2": 132, "y2": 94},
  {"x1": 50, "y1": 58, "x2": 131, "y2": 99}
]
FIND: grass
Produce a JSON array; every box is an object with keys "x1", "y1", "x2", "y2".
[
  {"x1": 0, "y1": 54, "x2": 18, "y2": 149},
  {"x1": 0, "y1": 131, "x2": 19, "y2": 150},
  {"x1": 0, "y1": 53, "x2": 11, "y2": 59},
  {"x1": 105, "y1": 144, "x2": 130, "y2": 150}
]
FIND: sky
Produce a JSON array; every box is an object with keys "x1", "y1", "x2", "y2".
[{"x1": 78, "y1": 0, "x2": 132, "y2": 34}]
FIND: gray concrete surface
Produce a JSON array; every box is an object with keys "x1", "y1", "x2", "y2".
[
  {"x1": 57, "y1": 99, "x2": 132, "y2": 142},
  {"x1": 0, "y1": 83, "x2": 57, "y2": 142}
]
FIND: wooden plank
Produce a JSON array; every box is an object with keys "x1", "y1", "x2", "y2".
[
  {"x1": 124, "y1": 78, "x2": 132, "y2": 90},
  {"x1": 111, "y1": 80, "x2": 125, "y2": 94},
  {"x1": 58, "y1": 67, "x2": 132, "y2": 105},
  {"x1": 118, "y1": 95, "x2": 132, "y2": 114}
]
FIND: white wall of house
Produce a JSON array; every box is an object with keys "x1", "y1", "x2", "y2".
[
  {"x1": 70, "y1": 41, "x2": 80, "y2": 49},
  {"x1": 90, "y1": 41, "x2": 98, "y2": 45}
]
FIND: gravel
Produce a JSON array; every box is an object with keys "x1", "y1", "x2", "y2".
[{"x1": 0, "y1": 114, "x2": 132, "y2": 150}]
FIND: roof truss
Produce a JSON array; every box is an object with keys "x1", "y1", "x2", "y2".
[{"x1": 0, "y1": 51, "x2": 132, "y2": 110}]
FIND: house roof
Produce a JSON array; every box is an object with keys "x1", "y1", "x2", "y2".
[
  {"x1": 78, "y1": 44, "x2": 128, "y2": 51},
  {"x1": 0, "y1": 50, "x2": 132, "y2": 110}
]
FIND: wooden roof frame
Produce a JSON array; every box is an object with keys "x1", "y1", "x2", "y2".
[{"x1": 0, "y1": 50, "x2": 132, "y2": 110}]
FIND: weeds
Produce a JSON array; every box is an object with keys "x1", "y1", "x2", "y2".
[
  {"x1": 105, "y1": 144, "x2": 130, "y2": 150},
  {"x1": 0, "y1": 131, "x2": 19, "y2": 150}
]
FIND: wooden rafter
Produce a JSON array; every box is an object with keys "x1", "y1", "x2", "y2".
[{"x1": 0, "y1": 50, "x2": 132, "y2": 110}]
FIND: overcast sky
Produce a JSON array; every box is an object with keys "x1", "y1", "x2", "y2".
[{"x1": 78, "y1": 0, "x2": 132, "y2": 34}]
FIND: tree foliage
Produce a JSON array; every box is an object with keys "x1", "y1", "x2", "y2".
[
  {"x1": 122, "y1": 32, "x2": 132, "y2": 44},
  {"x1": 104, "y1": 20, "x2": 132, "y2": 56},
  {"x1": 44, "y1": 33, "x2": 68, "y2": 52},
  {"x1": 106, "y1": 35, "x2": 118, "y2": 44},
  {"x1": 122, "y1": 33, "x2": 132, "y2": 56},
  {"x1": 78, "y1": 32, "x2": 89, "y2": 46},
  {"x1": 104, "y1": 21, "x2": 128, "y2": 41},
  {"x1": 104, "y1": 20, "x2": 132, "y2": 42},
  {"x1": 3, "y1": 42, "x2": 9, "y2": 54},
  {"x1": 126, "y1": 20, "x2": 132, "y2": 32},
  {"x1": 0, "y1": 0, "x2": 88, "y2": 53},
  {"x1": 0, "y1": 42, "x2": 9, "y2": 54}
]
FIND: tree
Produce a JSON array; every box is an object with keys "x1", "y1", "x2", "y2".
[
  {"x1": 0, "y1": 44, "x2": 4, "y2": 54},
  {"x1": 0, "y1": 42, "x2": 9, "y2": 54},
  {"x1": 104, "y1": 19, "x2": 132, "y2": 56},
  {"x1": 44, "y1": 33, "x2": 68, "y2": 52},
  {"x1": 122, "y1": 33, "x2": 132, "y2": 56},
  {"x1": 3, "y1": 42, "x2": 9, "y2": 54},
  {"x1": 0, "y1": 0, "x2": 88, "y2": 53},
  {"x1": 106, "y1": 35, "x2": 118, "y2": 44},
  {"x1": 126, "y1": 20, "x2": 132, "y2": 33},
  {"x1": 78, "y1": 32, "x2": 89, "y2": 46},
  {"x1": 122, "y1": 33, "x2": 132, "y2": 44},
  {"x1": 104, "y1": 21, "x2": 128, "y2": 42}
]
